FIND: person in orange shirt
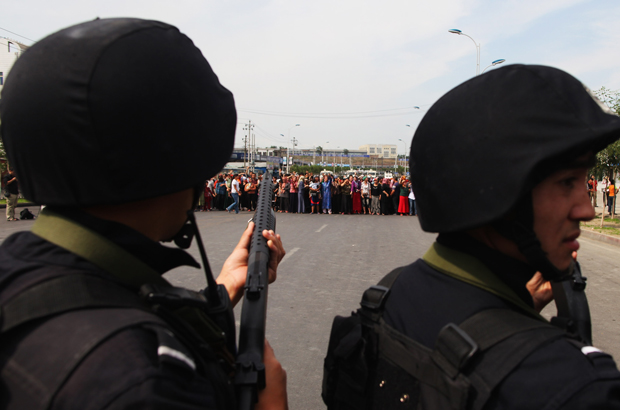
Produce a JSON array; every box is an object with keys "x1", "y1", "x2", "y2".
[{"x1": 607, "y1": 179, "x2": 617, "y2": 215}]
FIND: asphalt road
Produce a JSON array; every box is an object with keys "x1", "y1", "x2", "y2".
[{"x1": 2, "y1": 210, "x2": 620, "y2": 409}]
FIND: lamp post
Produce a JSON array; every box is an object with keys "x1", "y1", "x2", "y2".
[
  {"x1": 335, "y1": 146, "x2": 340, "y2": 173},
  {"x1": 280, "y1": 134, "x2": 285, "y2": 173},
  {"x1": 449, "y1": 28, "x2": 480, "y2": 76},
  {"x1": 287, "y1": 124, "x2": 300, "y2": 173},
  {"x1": 403, "y1": 124, "x2": 413, "y2": 175},
  {"x1": 398, "y1": 137, "x2": 408, "y2": 176},
  {"x1": 481, "y1": 58, "x2": 506, "y2": 74},
  {"x1": 324, "y1": 141, "x2": 329, "y2": 166}
]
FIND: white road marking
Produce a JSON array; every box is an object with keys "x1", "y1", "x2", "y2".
[
  {"x1": 280, "y1": 247, "x2": 300, "y2": 265},
  {"x1": 316, "y1": 224, "x2": 328, "y2": 233}
]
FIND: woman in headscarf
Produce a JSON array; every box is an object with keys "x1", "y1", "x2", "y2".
[
  {"x1": 309, "y1": 176, "x2": 322, "y2": 214},
  {"x1": 391, "y1": 177, "x2": 400, "y2": 216},
  {"x1": 370, "y1": 177, "x2": 382, "y2": 215},
  {"x1": 215, "y1": 175, "x2": 227, "y2": 210},
  {"x1": 297, "y1": 176, "x2": 306, "y2": 214},
  {"x1": 321, "y1": 174, "x2": 333, "y2": 214},
  {"x1": 361, "y1": 176, "x2": 371, "y2": 215},
  {"x1": 381, "y1": 178, "x2": 392, "y2": 215},
  {"x1": 341, "y1": 176, "x2": 351, "y2": 214},
  {"x1": 303, "y1": 177, "x2": 311, "y2": 212},
  {"x1": 398, "y1": 178, "x2": 410, "y2": 216},
  {"x1": 279, "y1": 176, "x2": 290, "y2": 213},
  {"x1": 332, "y1": 177, "x2": 341, "y2": 214},
  {"x1": 289, "y1": 175, "x2": 298, "y2": 213},
  {"x1": 351, "y1": 176, "x2": 362, "y2": 214}
]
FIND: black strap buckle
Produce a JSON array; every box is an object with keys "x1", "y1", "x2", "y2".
[
  {"x1": 360, "y1": 285, "x2": 391, "y2": 312},
  {"x1": 434, "y1": 323, "x2": 479, "y2": 377},
  {"x1": 140, "y1": 284, "x2": 209, "y2": 310}
]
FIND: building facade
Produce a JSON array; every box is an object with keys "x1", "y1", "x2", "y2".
[
  {"x1": 358, "y1": 144, "x2": 397, "y2": 159},
  {"x1": 0, "y1": 38, "x2": 28, "y2": 96}
]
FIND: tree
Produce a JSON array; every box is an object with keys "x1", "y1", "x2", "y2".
[
  {"x1": 343, "y1": 149, "x2": 349, "y2": 156},
  {"x1": 316, "y1": 146, "x2": 323, "y2": 155},
  {"x1": 592, "y1": 87, "x2": 620, "y2": 180}
]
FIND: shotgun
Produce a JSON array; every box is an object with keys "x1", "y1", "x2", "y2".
[{"x1": 235, "y1": 171, "x2": 276, "y2": 410}]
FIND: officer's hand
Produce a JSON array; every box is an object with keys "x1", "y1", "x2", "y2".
[
  {"x1": 217, "y1": 222, "x2": 285, "y2": 307},
  {"x1": 256, "y1": 339, "x2": 288, "y2": 410},
  {"x1": 526, "y1": 272, "x2": 553, "y2": 312},
  {"x1": 526, "y1": 251, "x2": 579, "y2": 312}
]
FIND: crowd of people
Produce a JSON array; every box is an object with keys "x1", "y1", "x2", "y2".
[
  {"x1": 198, "y1": 171, "x2": 417, "y2": 216},
  {"x1": 588, "y1": 175, "x2": 618, "y2": 215}
]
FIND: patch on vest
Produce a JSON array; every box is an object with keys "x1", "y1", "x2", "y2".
[
  {"x1": 158, "y1": 345, "x2": 196, "y2": 370},
  {"x1": 145, "y1": 324, "x2": 197, "y2": 372},
  {"x1": 581, "y1": 346, "x2": 603, "y2": 356}
]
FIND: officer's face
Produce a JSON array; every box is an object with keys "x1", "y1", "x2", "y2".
[{"x1": 531, "y1": 166, "x2": 594, "y2": 270}]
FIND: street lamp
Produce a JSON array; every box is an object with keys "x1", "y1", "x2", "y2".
[
  {"x1": 324, "y1": 141, "x2": 329, "y2": 165},
  {"x1": 449, "y1": 28, "x2": 480, "y2": 76},
  {"x1": 398, "y1": 137, "x2": 409, "y2": 176},
  {"x1": 481, "y1": 58, "x2": 506, "y2": 74},
  {"x1": 287, "y1": 124, "x2": 300, "y2": 173},
  {"x1": 336, "y1": 146, "x2": 340, "y2": 173}
]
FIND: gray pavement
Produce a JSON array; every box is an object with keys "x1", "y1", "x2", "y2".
[{"x1": 2, "y1": 210, "x2": 620, "y2": 409}]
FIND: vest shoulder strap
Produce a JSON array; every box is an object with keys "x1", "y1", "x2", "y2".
[
  {"x1": 1, "y1": 272, "x2": 147, "y2": 333},
  {"x1": 438, "y1": 308, "x2": 564, "y2": 410}
]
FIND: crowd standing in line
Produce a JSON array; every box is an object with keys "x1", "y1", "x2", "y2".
[
  {"x1": 197, "y1": 170, "x2": 417, "y2": 217},
  {"x1": 201, "y1": 170, "x2": 620, "y2": 218}
]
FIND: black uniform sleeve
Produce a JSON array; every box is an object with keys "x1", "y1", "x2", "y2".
[
  {"x1": 560, "y1": 379, "x2": 620, "y2": 409},
  {"x1": 101, "y1": 375, "x2": 218, "y2": 410},
  {"x1": 485, "y1": 339, "x2": 620, "y2": 410}
]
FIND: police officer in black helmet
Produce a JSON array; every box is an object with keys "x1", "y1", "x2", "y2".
[
  {"x1": 0, "y1": 18, "x2": 287, "y2": 409},
  {"x1": 324, "y1": 65, "x2": 620, "y2": 409},
  {"x1": 402, "y1": 65, "x2": 620, "y2": 407}
]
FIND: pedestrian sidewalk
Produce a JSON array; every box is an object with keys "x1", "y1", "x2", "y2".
[{"x1": 580, "y1": 192, "x2": 620, "y2": 247}]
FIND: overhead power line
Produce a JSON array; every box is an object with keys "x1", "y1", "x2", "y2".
[
  {"x1": 0, "y1": 26, "x2": 36, "y2": 43},
  {"x1": 238, "y1": 105, "x2": 424, "y2": 116},
  {"x1": 237, "y1": 109, "x2": 425, "y2": 119}
]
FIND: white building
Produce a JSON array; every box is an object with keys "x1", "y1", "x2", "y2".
[
  {"x1": 359, "y1": 144, "x2": 397, "y2": 159},
  {"x1": 0, "y1": 38, "x2": 28, "y2": 96}
]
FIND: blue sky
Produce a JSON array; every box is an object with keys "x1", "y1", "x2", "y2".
[{"x1": 3, "y1": 0, "x2": 619, "y2": 154}]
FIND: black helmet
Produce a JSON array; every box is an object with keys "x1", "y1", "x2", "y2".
[
  {"x1": 410, "y1": 64, "x2": 620, "y2": 234},
  {"x1": 0, "y1": 18, "x2": 236, "y2": 206}
]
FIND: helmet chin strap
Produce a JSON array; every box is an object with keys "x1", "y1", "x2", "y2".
[
  {"x1": 170, "y1": 183, "x2": 205, "y2": 249},
  {"x1": 493, "y1": 193, "x2": 573, "y2": 282},
  {"x1": 170, "y1": 183, "x2": 222, "y2": 308}
]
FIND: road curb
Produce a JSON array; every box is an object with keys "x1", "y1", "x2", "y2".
[
  {"x1": 0, "y1": 202, "x2": 36, "y2": 209},
  {"x1": 580, "y1": 228, "x2": 620, "y2": 248}
]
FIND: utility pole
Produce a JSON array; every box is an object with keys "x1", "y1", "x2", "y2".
[
  {"x1": 394, "y1": 146, "x2": 397, "y2": 171},
  {"x1": 291, "y1": 136, "x2": 298, "y2": 173},
  {"x1": 250, "y1": 129, "x2": 256, "y2": 173},
  {"x1": 242, "y1": 136, "x2": 247, "y2": 169},
  {"x1": 243, "y1": 120, "x2": 254, "y2": 171},
  {"x1": 286, "y1": 124, "x2": 300, "y2": 174}
]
